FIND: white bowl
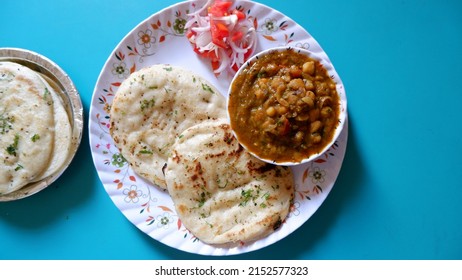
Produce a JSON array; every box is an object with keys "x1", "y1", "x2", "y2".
[{"x1": 227, "y1": 46, "x2": 347, "y2": 166}]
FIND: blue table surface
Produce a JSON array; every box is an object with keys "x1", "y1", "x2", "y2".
[{"x1": 1, "y1": 0, "x2": 461, "y2": 260}]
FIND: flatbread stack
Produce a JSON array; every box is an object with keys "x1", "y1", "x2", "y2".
[
  {"x1": 109, "y1": 64, "x2": 294, "y2": 245},
  {"x1": 0, "y1": 61, "x2": 72, "y2": 196}
]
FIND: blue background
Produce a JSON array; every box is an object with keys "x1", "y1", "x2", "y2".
[{"x1": 1, "y1": 0, "x2": 461, "y2": 260}]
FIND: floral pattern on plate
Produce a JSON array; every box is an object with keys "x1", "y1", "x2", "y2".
[{"x1": 89, "y1": 0, "x2": 347, "y2": 256}]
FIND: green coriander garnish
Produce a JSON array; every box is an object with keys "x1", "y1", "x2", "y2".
[
  {"x1": 31, "y1": 134, "x2": 40, "y2": 142},
  {"x1": 198, "y1": 192, "x2": 206, "y2": 207},
  {"x1": 201, "y1": 83, "x2": 214, "y2": 94},
  {"x1": 140, "y1": 98, "x2": 155, "y2": 112},
  {"x1": 15, "y1": 164, "x2": 23, "y2": 171},
  {"x1": 6, "y1": 134, "x2": 20, "y2": 156},
  {"x1": 257, "y1": 70, "x2": 267, "y2": 78},
  {"x1": 43, "y1": 87, "x2": 50, "y2": 99},
  {"x1": 239, "y1": 189, "x2": 254, "y2": 207},
  {"x1": 43, "y1": 88, "x2": 53, "y2": 105},
  {"x1": 138, "y1": 145, "x2": 153, "y2": 155},
  {"x1": 197, "y1": 186, "x2": 211, "y2": 208},
  {"x1": 138, "y1": 149, "x2": 153, "y2": 155}
]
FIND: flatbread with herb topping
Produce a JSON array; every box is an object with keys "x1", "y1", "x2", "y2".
[
  {"x1": 0, "y1": 61, "x2": 55, "y2": 195},
  {"x1": 165, "y1": 120, "x2": 294, "y2": 244},
  {"x1": 109, "y1": 64, "x2": 227, "y2": 189}
]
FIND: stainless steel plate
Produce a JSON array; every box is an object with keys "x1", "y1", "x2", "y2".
[{"x1": 0, "y1": 48, "x2": 83, "y2": 201}]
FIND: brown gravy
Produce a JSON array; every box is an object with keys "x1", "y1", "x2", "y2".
[{"x1": 228, "y1": 48, "x2": 340, "y2": 163}]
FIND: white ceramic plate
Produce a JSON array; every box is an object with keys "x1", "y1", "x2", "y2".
[{"x1": 89, "y1": 0, "x2": 348, "y2": 255}]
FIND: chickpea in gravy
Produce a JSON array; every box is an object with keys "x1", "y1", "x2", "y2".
[{"x1": 228, "y1": 48, "x2": 340, "y2": 163}]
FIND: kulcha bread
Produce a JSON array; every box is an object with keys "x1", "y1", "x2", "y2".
[
  {"x1": 0, "y1": 61, "x2": 55, "y2": 195},
  {"x1": 110, "y1": 64, "x2": 227, "y2": 188},
  {"x1": 165, "y1": 120, "x2": 294, "y2": 244}
]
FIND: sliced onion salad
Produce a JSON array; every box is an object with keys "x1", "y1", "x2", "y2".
[{"x1": 186, "y1": 0, "x2": 257, "y2": 76}]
